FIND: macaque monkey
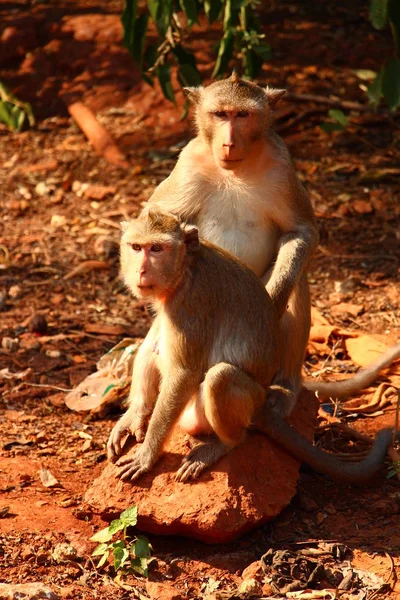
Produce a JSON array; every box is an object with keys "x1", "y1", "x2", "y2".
[
  {"x1": 146, "y1": 72, "x2": 400, "y2": 406},
  {"x1": 107, "y1": 210, "x2": 394, "y2": 484}
]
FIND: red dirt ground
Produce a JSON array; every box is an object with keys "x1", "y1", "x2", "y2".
[{"x1": 1, "y1": 1, "x2": 399, "y2": 598}]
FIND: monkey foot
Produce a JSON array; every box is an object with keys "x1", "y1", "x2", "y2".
[
  {"x1": 176, "y1": 439, "x2": 230, "y2": 482},
  {"x1": 176, "y1": 458, "x2": 207, "y2": 482}
]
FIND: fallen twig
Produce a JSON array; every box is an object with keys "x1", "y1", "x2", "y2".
[
  {"x1": 20, "y1": 382, "x2": 72, "y2": 393},
  {"x1": 63, "y1": 260, "x2": 110, "y2": 281},
  {"x1": 67, "y1": 102, "x2": 129, "y2": 169}
]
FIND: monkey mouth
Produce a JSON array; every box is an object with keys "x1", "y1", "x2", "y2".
[
  {"x1": 220, "y1": 158, "x2": 244, "y2": 167},
  {"x1": 137, "y1": 284, "x2": 154, "y2": 292}
]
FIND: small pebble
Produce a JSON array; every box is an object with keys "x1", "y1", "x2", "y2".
[{"x1": 28, "y1": 313, "x2": 48, "y2": 334}]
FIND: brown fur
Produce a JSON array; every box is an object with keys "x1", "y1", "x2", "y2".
[
  {"x1": 108, "y1": 210, "x2": 395, "y2": 484},
  {"x1": 148, "y1": 76, "x2": 400, "y2": 406}
]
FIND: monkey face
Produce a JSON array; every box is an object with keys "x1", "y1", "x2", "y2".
[
  {"x1": 120, "y1": 212, "x2": 199, "y2": 302},
  {"x1": 205, "y1": 109, "x2": 264, "y2": 170}
]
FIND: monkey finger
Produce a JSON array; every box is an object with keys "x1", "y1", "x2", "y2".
[
  {"x1": 118, "y1": 461, "x2": 147, "y2": 481},
  {"x1": 107, "y1": 428, "x2": 131, "y2": 461}
]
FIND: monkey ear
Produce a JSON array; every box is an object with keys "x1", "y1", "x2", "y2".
[
  {"x1": 230, "y1": 69, "x2": 240, "y2": 83},
  {"x1": 183, "y1": 86, "x2": 203, "y2": 105},
  {"x1": 182, "y1": 225, "x2": 200, "y2": 250},
  {"x1": 264, "y1": 87, "x2": 287, "y2": 107}
]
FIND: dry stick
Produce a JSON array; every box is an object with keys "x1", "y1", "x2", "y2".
[
  {"x1": 63, "y1": 260, "x2": 110, "y2": 281},
  {"x1": 286, "y1": 92, "x2": 370, "y2": 112},
  {"x1": 20, "y1": 382, "x2": 72, "y2": 393},
  {"x1": 67, "y1": 102, "x2": 129, "y2": 169}
]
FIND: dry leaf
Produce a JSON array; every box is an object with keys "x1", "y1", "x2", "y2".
[
  {"x1": 311, "y1": 306, "x2": 330, "y2": 326},
  {"x1": 345, "y1": 335, "x2": 394, "y2": 368},
  {"x1": 330, "y1": 302, "x2": 364, "y2": 317}
]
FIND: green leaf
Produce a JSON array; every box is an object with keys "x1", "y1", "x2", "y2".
[
  {"x1": 130, "y1": 556, "x2": 149, "y2": 577},
  {"x1": 143, "y1": 44, "x2": 158, "y2": 73},
  {"x1": 121, "y1": 0, "x2": 138, "y2": 50},
  {"x1": 252, "y1": 42, "x2": 272, "y2": 62},
  {"x1": 367, "y1": 67, "x2": 384, "y2": 106},
  {"x1": 382, "y1": 57, "x2": 400, "y2": 109},
  {"x1": 114, "y1": 545, "x2": 130, "y2": 571},
  {"x1": 320, "y1": 122, "x2": 346, "y2": 133},
  {"x1": 120, "y1": 505, "x2": 138, "y2": 527},
  {"x1": 148, "y1": 0, "x2": 162, "y2": 22},
  {"x1": 179, "y1": 0, "x2": 198, "y2": 25},
  {"x1": 130, "y1": 13, "x2": 149, "y2": 66},
  {"x1": 92, "y1": 543, "x2": 109, "y2": 557},
  {"x1": 212, "y1": 30, "x2": 234, "y2": 78},
  {"x1": 0, "y1": 101, "x2": 13, "y2": 128},
  {"x1": 10, "y1": 106, "x2": 25, "y2": 132},
  {"x1": 97, "y1": 550, "x2": 110, "y2": 568},
  {"x1": 369, "y1": 0, "x2": 389, "y2": 29},
  {"x1": 90, "y1": 526, "x2": 114, "y2": 543},
  {"x1": 231, "y1": 0, "x2": 247, "y2": 9},
  {"x1": 204, "y1": 0, "x2": 222, "y2": 23},
  {"x1": 172, "y1": 44, "x2": 197, "y2": 68},
  {"x1": 150, "y1": 0, "x2": 172, "y2": 36},
  {"x1": 242, "y1": 48, "x2": 263, "y2": 79},
  {"x1": 108, "y1": 518, "x2": 125, "y2": 535},
  {"x1": 328, "y1": 109, "x2": 348, "y2": 126},
  {"x1": 178, "y1": 63, "x2": 202, "y2": 87},
  {"x1": 134, "y1": 536, "x2": 151, "y2": 559},
  {"x1": 157, "y1": 64, "x2": 175, "y2": 103},
  {"x1": 388, "y1": 0, "x2": 400, "y2": 55}
]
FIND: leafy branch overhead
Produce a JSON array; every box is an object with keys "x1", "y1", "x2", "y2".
[
  {"x1": 121, "y1": 0, "x2": 271, "y2": 104},
  {"x1": 369, "y1": 0, "x2": 400, "y2": 110}
]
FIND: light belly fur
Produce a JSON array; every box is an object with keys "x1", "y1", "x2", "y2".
[{"x1": 196, "y1": 204, "x2": 278, "y2": 277}]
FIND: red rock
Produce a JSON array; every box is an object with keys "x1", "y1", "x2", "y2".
[
  {"x1": 83, "y1": 184, "x2": 116, "y2": 200},
  {"x1": 0, "y1": 583, "x2": 59, "y2": 600},
  {"x1": 86, "y1": 390, "x2": 318, "y2": 543},
  {"x1": 146, "y1": 582, "x2": 184, "y2": 600}
]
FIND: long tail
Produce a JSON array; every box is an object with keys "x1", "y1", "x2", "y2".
[
  {"x1": 305, "y1": 343, "x2": 400, "y2": 399},
  {"x1": 253, "y1": 410, "x2": 393, "y2": 484}
]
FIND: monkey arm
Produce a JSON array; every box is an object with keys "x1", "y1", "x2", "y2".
[{"x1": 262, "y1": 221, "x2": 318, "y2": 318}]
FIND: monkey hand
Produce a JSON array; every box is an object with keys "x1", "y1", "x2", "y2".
[
  {"x1": 115, "y1": 444, "x2": 155, "y2": 481},
  {"x1": 107, "y1": 412, "x2": 147, "y2": 463}
]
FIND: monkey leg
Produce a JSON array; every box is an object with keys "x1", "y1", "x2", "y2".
[
  {"x1": 268, "y1": 274, "x2": 310, "y2": 417},
  {"x1": 107, "y1": 323, "x2": 160, "y2": 462},
  {"x1": 176, "y1": 363, "x2": 266, "y2": 481}
]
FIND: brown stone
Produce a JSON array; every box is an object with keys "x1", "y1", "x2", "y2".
[
  {"x1": 146, "y1": 581, "x2": 184, "y2": 600},
  {"x1": 85, "y1": 390, "x2": 318, "y2": 544},
  {"x1": 0, "y1": 583, "x2": 59, "y2": 600}
]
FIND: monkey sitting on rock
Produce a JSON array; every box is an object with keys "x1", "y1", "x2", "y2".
[{"x1": 107, "y1": 210, "x2": 394, "y2": 484}]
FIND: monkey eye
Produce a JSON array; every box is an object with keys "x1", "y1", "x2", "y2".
[
  {"x1": 237, "y1": 110, "x2": 249, "y2": 118},
  {"x1": 214, "y1": 111, "x2": 227, "y2": 118},
  {"x1": 130, "y1": 243, "x2": 141, "y2": 252},
  {"x1": 151, "y1": 244, "x2": 163, "y2": 253}
]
